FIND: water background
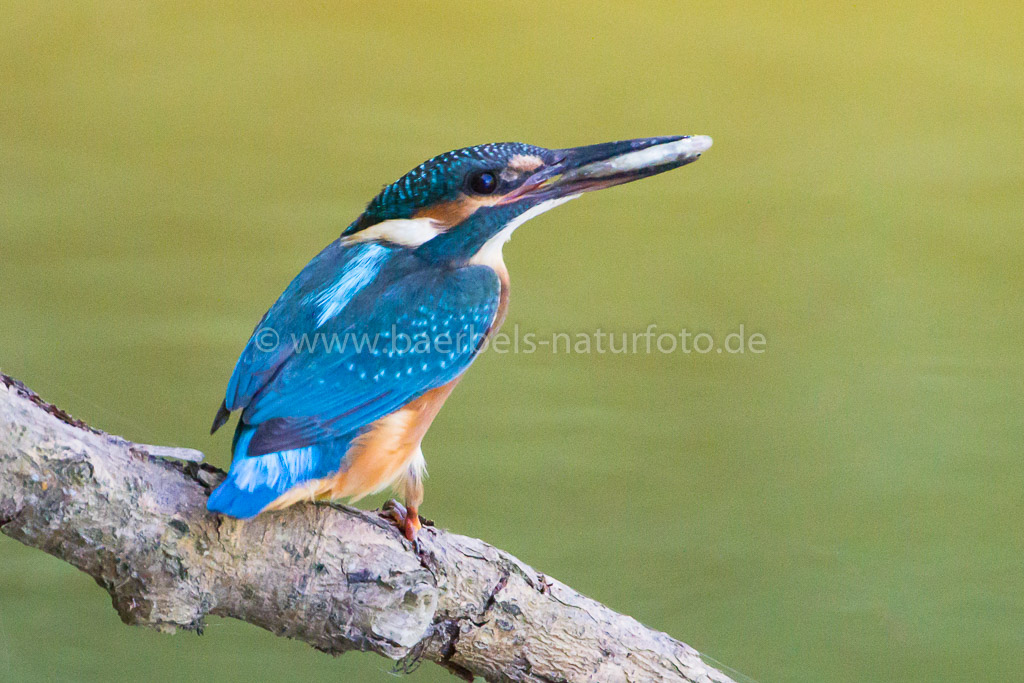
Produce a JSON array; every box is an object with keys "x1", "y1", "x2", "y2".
[{"x1": 1, "y1": 3, "x2": 1022, "y2": 681}]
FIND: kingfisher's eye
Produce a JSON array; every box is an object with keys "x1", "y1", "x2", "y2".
[{"x1": 468, "y1": 171, "x2": 498, "y2": 195}]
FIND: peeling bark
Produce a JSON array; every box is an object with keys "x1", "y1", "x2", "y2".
[{"x1": 0, "y1": 373, "x2": 735, "y2": 683}]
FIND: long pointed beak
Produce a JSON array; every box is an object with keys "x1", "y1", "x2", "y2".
[{"x1": 524, "y1": 135, "x2": 712, "y2": 201}]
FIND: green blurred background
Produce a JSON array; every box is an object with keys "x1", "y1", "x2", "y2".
[{"x1": 2, "y1": 2, "x2": 1022, "y2": 681}]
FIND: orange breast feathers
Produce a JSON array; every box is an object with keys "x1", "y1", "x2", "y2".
[{"x1": 321, "y1": 379, "x2": 458, "y2": 502}]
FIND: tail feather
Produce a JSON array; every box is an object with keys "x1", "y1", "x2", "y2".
[
  {"x1": 206, "y1": 421, "x2": 350, "y2": 518},
  {"x1": 210, "y1": 400, "x2": 231, "y2": 435},
  {"x1": 206, "y1": 475, "x2": 284, "y2": 519}
]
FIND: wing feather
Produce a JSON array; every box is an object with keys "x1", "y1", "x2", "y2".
[
  {"x1": 220, "y1": 242, "x2": 499, "y2": 459},
  {"x1": 243, "y1": 266, "x2": 499, "y2": 431},
  {"x1": 223, "y1": 240, "x2": 392, "y2": 412}
]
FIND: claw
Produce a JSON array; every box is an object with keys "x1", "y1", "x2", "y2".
[
  {"x1": 382, "y1": 498, "x2": 407, "y2": 524},
  {"x1": 382, "y1": 499, "x2": 421, "y2": 543}
]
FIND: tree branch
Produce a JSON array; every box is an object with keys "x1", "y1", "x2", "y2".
[{"x1": 0, "y1": 373, "x2": 734, "y2": 683}]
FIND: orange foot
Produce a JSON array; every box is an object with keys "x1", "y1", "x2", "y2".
[{"x1": 382, "y1": 499, "x2": 422, "y2": 542}]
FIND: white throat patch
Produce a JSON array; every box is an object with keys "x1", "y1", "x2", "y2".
[{"x1": 469, "y1": 195, "x2": 580, "y2": 268}]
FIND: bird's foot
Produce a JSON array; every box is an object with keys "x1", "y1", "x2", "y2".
[{"x1": 382, "y1": 499, "x2": 422, "y2": 543}]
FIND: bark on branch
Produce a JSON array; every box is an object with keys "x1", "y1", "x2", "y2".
[{"x1": 0, "y1": 373, "x2": 734, "y2": 683}]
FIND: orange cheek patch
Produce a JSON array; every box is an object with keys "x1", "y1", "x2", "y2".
[{"x1": 413, "y1": 193, "x2": 505, "y2": 227}]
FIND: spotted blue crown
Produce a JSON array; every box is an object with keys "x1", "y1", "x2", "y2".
[{"x1": 346, "y1": 142, "x2": 549, "y2": 231}]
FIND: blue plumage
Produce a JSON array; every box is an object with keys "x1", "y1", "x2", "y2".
[
  {"x1": 223, "y1": 240, "x2": 395, "y2": 413},
  {"x1": 208, "y1": 238, "x2": 499, "y2": 518}
]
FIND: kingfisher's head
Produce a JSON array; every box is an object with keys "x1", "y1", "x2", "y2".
[{"x1": 342, "y1": 136, "x2": 712, "y2": 265}]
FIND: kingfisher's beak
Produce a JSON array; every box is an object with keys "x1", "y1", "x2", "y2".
[{"x1": 511, "y1": 135, "x2": 712, "y2": 202}]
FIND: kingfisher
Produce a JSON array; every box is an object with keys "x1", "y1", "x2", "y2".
[{"x1": 208, "y1": 135, "x2": 712, "y2": 540}]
